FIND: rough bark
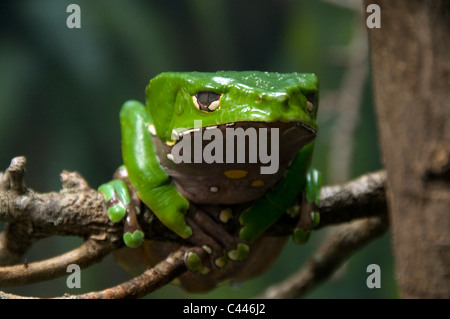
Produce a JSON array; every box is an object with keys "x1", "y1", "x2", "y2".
[{"x1": 365, "y1": 0, "x2": 450, "y2": 298}]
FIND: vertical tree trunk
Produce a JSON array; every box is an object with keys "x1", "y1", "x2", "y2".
[{"x1": 365, "y1": 0, "x2": 450, "y2": 298}]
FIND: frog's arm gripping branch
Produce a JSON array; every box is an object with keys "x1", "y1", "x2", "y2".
[{"x1": 0, "y1": 157, "x2": 387, "y2": 298}]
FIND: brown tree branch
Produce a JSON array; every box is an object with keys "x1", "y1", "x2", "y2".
[
  {"x1": 0, "y1": 156, "x2": 388, "y2": 298},
  {"x1": 0, "y1": 166, "x2": 123, "y2": 245},
  {"x1": 0, "y1": 248, "x2": 189, "y2": 299},
  {"x1": 0, "y1": 239, "x2": 116, "y2": 287},
  {"x1": 315, "y1": 170, "x2": 387, "y2": 228},
  {"x1": 0, "y1": 157, "x2": 387, "y2": 248},
  {"x1": 67, "y1": 248, "x2": 188, "y2": 299},
  {"x1": 258, "y1": 215, "x2": 388, "y2": 298}
]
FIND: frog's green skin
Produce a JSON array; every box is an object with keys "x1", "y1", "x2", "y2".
[{"x1": 99, "y1": 71, "x2": 320, "y2": 278}]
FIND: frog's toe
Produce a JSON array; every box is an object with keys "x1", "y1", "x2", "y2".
[
  {"x1": 311, "y1": 211, "x2": 320, "y2": 228},
  {"x1": 293, "y1": 228, "x2": 311, "y2": 244},
  {"x1": 107, "y1": 204, "x2": 127, "y2": 223},
  {"x1": 185, "y1": 248, "x2": 210, "y2": 275},
  {"x1": 98, "y1": 180, "x2": 131, "y2": 223},
  {"x1": 214, "y1": 252, "x2": 228, "y2": 269},
  {"x1": 227, "y1": 243, "x2": 250, "y2": 261},
  {"x1": 198, "y1": 244, "x2": 229, "y2": 269},
  {"x1": 306, "y1": 168, "x2": 322, "y2": 206},
  {"x1": 185, "y1": 221, "x2": 230, "y2": 270},
  {"x1": 186, "y1": 206, "x2": 244, "y2": 269},
  {"x1": 123, "y1": 230, "x2": 145, "y2": 248},
  {"x1": 292, "y1": 205, "x2": 317, "y2": 245}
]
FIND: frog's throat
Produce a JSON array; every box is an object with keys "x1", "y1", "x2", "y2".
[{"x1": 151, "y1": 121, "x2": 316, "y2": 205}]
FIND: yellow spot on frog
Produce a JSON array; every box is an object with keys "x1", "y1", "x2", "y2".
[
  {"x1": 251, "y1": 179, "x2": 265, "y2": 187},
  {"x1": 202, "y1": 245, "x2": 212, "y2": 254},
  {"x1": 224, "y1": 170, "x2": 248, "y2": 179},
  {"x1": 210, "y1": 186, "x2": 219, "y2": 193},
  {"x1": 219, "y1": 208, "x2": 233, "y2": 223}
]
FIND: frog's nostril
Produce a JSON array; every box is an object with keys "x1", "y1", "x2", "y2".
[{"x1": 282, "y1": 99, "x2": 291, "y2": 111}]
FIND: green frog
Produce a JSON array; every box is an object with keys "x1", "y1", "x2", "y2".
[{"x1": 98, "y1": 71, "x2": 321, "y2": 292}]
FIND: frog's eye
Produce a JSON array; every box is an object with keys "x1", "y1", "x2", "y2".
[
  {"x1": 193, "y1": 91, "x2": 221, "y2": 112},
  {"x1": 306, "y1": 93, "x2": 317, "y2": 113}
]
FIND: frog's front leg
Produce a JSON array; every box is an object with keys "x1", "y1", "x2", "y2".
[
  {"x1": 98, "y1": 167, "x2": 145, "y2": 248},
  {"x1": 119, "y1": 100, "x2": 193, "y2": 240},
  {"x1": 239, "y1": 147, "x2": 321, "y2": 246}
]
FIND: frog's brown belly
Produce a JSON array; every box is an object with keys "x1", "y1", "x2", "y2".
[{"x1": 154, "y1": 121, "x2": 315, "y2": 205}]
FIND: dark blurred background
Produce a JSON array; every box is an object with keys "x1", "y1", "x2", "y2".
[{"x1": 0, "y1": 0, "x2": 396, "y2": 298}]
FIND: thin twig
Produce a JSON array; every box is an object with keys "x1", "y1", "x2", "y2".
[
  {"x1": 0, "y1": 248, "x2": 188, "y2": 299},
  {"x1": 68, "y1": 248, "x2": 188, "y2": 299},
  {"x1": 258, "y1": 215, "x2": 389, "y2": 299},
  {"x1": 0, "y1": 239, "x2": 116, "y2": 287}
]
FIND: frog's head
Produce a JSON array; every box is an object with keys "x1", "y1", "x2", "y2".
[
  {"x1": 146, "y1": 71, "x2": 319, "y2": 204},
  {"x1": 146, "y1": 71, "x2": 318, "y2": 141}
]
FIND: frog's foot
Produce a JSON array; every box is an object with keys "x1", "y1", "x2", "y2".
[
  {"x1": 291, "y1": 200, "x2": 316, "y2": 244},
  {"x1": 98, "y1": 178, "x2": 144, "y2": 248},
  {"x1": 183, "y1": 205, "x2": 248, "y2": 273},
  {"x1": 292, "y1": 168, "x2": 321, "y2": 244},
  {"x1": 184, "y1": 247, "x2": 211, "y2": 275}
]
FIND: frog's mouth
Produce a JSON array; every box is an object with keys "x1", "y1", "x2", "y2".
[
  {"x1": 170, "y1": 121, "x2": 316, "y2": 147},
  {"x1": 153, "y1": 121, "x2": 316, "y2": 205}
]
